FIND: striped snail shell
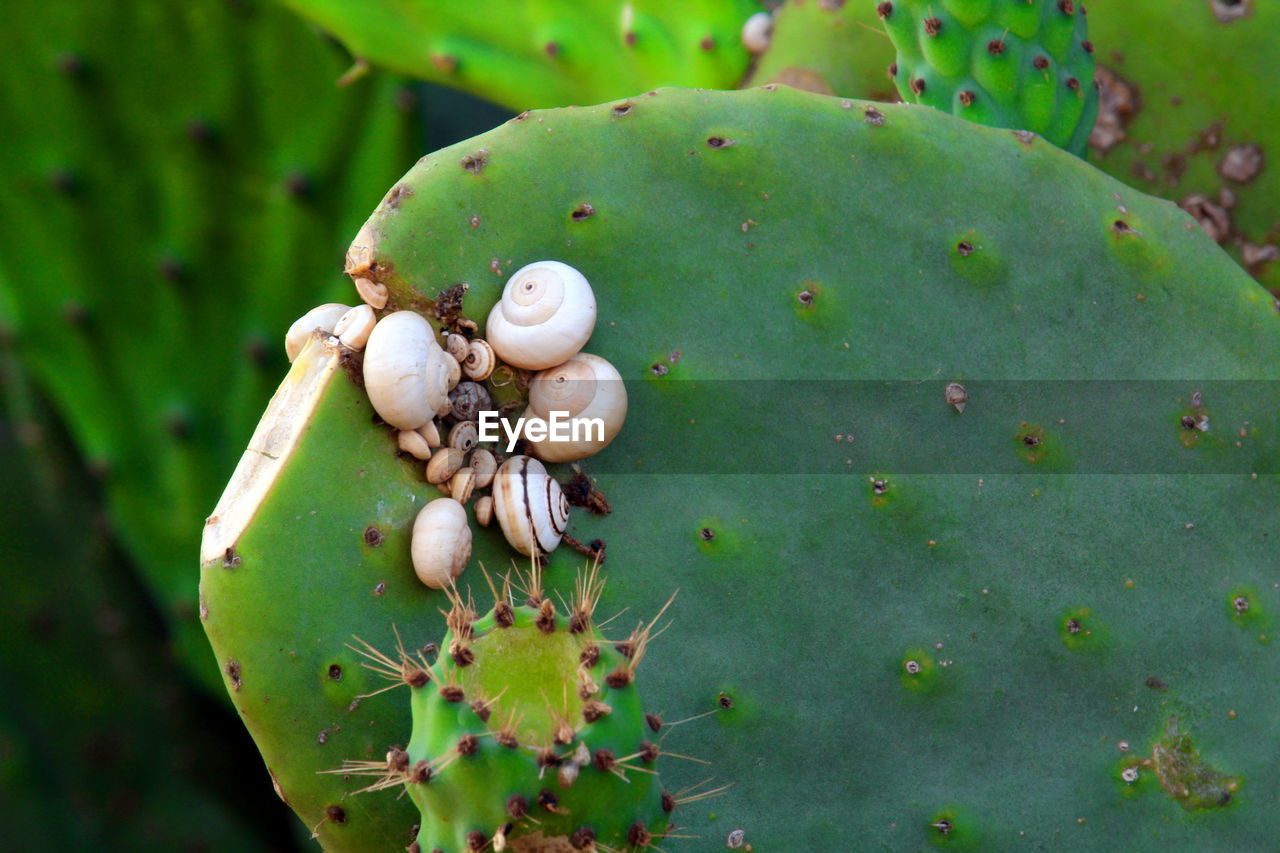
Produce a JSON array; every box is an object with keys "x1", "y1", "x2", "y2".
[
  {"x1": 491, "y1": 456, "x2": 569, "y2": 556},
  {"x1": 462, "y1": 339, "x2": 496, "y2": 381}
]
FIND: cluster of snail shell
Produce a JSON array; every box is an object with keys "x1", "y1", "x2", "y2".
[{"x1": 284, "y1": 260, "x2": 625, "y2": 592}]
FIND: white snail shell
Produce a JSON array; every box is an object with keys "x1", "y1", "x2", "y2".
[
  {"x1": 410, "y1": 498, "x2": 471, "y2": 588},
  {"x1": 741, "y1": 11, "x2": 774, "y2": 54},
  {"x1": 526, "y1": 353, "x2": 627, "y2": 463},
  {"x1": 492, "y1": 456, "x2": 569, "y2": 556},
  {"x1": 285, "y1": 303, "x2": 349, "y2": 362},
  {"x1": 463, "y1": 339, "x2": 496, "y2": 381},
  {"x1": 397, "y1": 429, "x2": 433, "y2": 460},
  {"x1": 362, "y1": 311, "x2": 451, "y2": 430},
  {"x1": 334, "y1": 304, "x2": 376, "y2": 350},
  {"x1": 485, "y1": 261, "x2": 596, "y2": 370},
  {"x1": 419, "y1": 420, "x2": 442, "y2": 449}
]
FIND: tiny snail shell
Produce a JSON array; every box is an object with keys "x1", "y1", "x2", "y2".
[
  {"x1": 526, "y1": 353, "x2": 627, "y2": 463},
  {"x1": 463, "y1": 339, "x2": 496, "y2": 381},
  {"x1": 492, "y1": 456, "x2": 569, "y2": 556},
  {"x1": 450, "y1": 467, "x2": 476, "y2": 503},
  {"x1": 448, "y1": 421, "x2": 478, "y2": 453},
  {"x1": 352, "y1": 277, "x2": 388, "y2": 310},
  {"x1": 398, "y1": 429, "x2": 433, "y2": 460},
  {"x1": 363, "y1": 311, "x2": 451, "y2": 430},
  {"x1": 470, "y1": 448, "x2": 497, "y2": 489},
  {"x1": 335, "y1": 304, "x2": 376, "y2": 350},
  {"x1": 446, "y1": 333, "x2": 470, "y2": 363},
  {"x1": 741, "y1": 11, "x2": 774, "y2": 53},
  {"x1": 410, "y1": 498, "x2": 471, "y2": 588},
  {"x1": 445, "y1": 354, "x2": 462, "y2": 391},
  {"x1": 426, "y1": 447, "x2": 464, "y2": 484},
  {"x1": 449, "y1": 381, "x2": 492, "y2": 422},
  {"x1": 485, "y1": 261, "x2": 597, "y2": 370},
  {"x1": 285, "y1": 303, "x2": 349, "y2": 362},
  {"x1": 419, "y1": 420, "x2": 442, "y2": 449},
  {"x1": 474, "y1": 495, "x2": 494, "y2": 527}
]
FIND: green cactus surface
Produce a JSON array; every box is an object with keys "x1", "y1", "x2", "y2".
[
  {"x1": 0, "y1": 0, "x2": 422, "y2": 690},
  {"x1": 751, "y1": 0, "x2": 1280, "y2": 290},
  {"x1": 1083, "y1": 0, "x2": 1280, "y2": 292},
  {"x1": 877, "y1": 0, "x2": 1099, "y2": 155},
  {"x1": 273, "y1": 0, "x2": 762, "y2": 111},
  {"x1": 268, "y1": 0, "x2": 1280, "y2": 287},
  {"x1": 747, "y1": 1, "x2": 898, "y2": 100},
  {"x1": 202, "y1": 86, "x2": 1280, "y2": 851}
]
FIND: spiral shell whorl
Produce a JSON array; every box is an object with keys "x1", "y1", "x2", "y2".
[
  {"x1": 527, "y1": 353, "x2": 627, "y2": 463},
  {"x1": 486, "y1": 261, "x2": 597, "y2": 370},
  {"x1": 492, "y1": 456, "x2": 570, "y2": 556}
]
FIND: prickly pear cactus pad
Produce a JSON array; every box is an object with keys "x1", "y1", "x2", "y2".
[
  {"x1": 747, "y1": 0, "x2": 898, "y2": 101},
  {"x1": 878, "y1": 0, "x2": 1099, "y2": 155},
  {"x1": 750, "y1": 0, "x2": 1280, "y2": 289},
  {"x1": 203, "y1": 86, "x2": 1280, "y2": 851},
  {"x1": 1081, "y1": 0, "x2": 1280, "y2": 291},
  {"x1": 273, "y1": 0, "x2": 761, "y2": 111}
]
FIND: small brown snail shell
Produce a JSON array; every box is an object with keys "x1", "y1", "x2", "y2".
[
  {"x1": 474, "y1": 495, "x2": 494, "y2": 527},
  {"x1": 448, "y1": 421, "x2": 479, "y2": 453},
  {"x1": 426, "y1": 447, "x2": 464, "y2": 484},
  {"x1": 397, "y1": 429, "x2": 433, "y2": 460},
  {"x1": 446, "y1": 333, "x2": 470, "y2": 363},
  {"x1": 470, "y1": 448, "x2": 497, "y2": 489},
  {"x1": 449, "y1": 381, "x2": 492, "y2": 422},
  {"x1": 449, "y1": 467, "x2": 476, "y2": 503},
  {"x1": 419, "y1": 420, "x2": 442, "y2": 449}
]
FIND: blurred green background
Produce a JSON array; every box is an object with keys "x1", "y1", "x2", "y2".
[{"x1": 0, "y1": 0, "x2": 504, "y2": 848}]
